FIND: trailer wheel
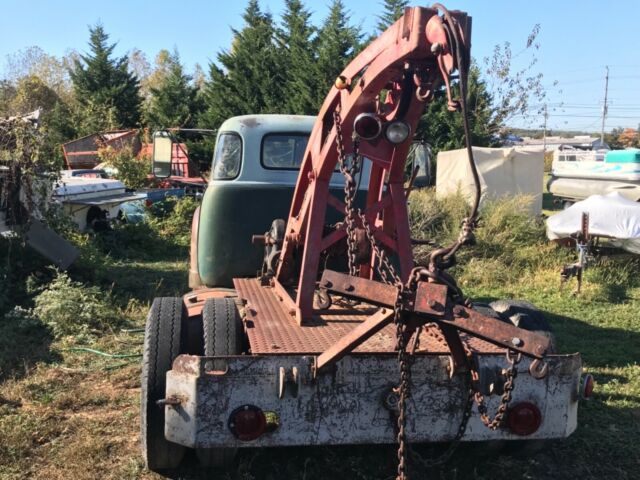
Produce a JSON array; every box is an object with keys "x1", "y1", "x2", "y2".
[
  {"x1": 489, "y1": 299, "x2": 556, "y2": 353},
  {"x1": 141, "y1": 297, "x2": 186, "y2": 471},
  {"x1": 197, "y1": 298, "x2": 244, "y2": 468}
]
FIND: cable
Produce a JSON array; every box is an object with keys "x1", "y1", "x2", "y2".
[{"x1": 62, "y1": 347, "x2": 142, "y2": 359}]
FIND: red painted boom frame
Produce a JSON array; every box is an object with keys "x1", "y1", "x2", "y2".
[{"x1": 274, "y1": 6, "x2": 470, "y2": 324}]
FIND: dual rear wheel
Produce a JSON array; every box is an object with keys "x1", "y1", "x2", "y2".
[{"x1": 141, "y1": 296, "x2": 243, "y2": 472}]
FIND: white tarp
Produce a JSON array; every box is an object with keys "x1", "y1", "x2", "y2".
[
  {"x1": 546, "y1": 192, "x2": 640, "y2": 254},
  {"x1": 436, "y1": 147, "x2": 544, "y2": 215}
]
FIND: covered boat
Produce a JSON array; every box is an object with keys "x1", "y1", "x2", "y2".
[{"x1": 546, "y1": 192, "x2": 640, "y2": 254}]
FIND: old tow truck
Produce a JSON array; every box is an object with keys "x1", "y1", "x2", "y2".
[{"x1": 141, "y1": 5, "x2": 589, "y2": 477}]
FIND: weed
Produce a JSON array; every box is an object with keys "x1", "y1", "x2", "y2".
[
  {"x1": 98, "y1": 145, "x2": 150, "y2": 190},
  {"x1": 32, "y1": 271, "x2": 127, "y2": 338}
]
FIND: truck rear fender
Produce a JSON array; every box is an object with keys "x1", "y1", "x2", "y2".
[{"x1": 189, "y1": 206, "x2": 202, "y2": 289}]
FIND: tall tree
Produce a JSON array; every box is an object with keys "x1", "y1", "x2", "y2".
[
  {"x1": 417, "y1": 65, "x2": 499, "y2": 155},
  {"x1": 377, "y1": 0, "x2": 408, "y2": 32},
  {"x1": 200, "y1": 0, "x2": 283, "y2": 128},
  {"x1": 0, "y1": 80, "x2": 18, "y2": 116},
  {"x1": 314, "y1": 0, "x2": 361, "y2": 109},
  {"x1": 277, "y1": 0, "x2": 316, "y2": 114},
  {"x1": 70, "y1": 24, "x2": 141, "y2": 131},
  {"x1": 145, "y1": 51, "x2": 200, "y2": 129},
  {"x1": 483, "y1": 25, "x2": 547, "y2": 127},
  {"x1": 128, "y1": 48, "x2": 152, "y2": 99},
  {"x1": 9, "y1": 75, "x2": 59, "y2": 114}
]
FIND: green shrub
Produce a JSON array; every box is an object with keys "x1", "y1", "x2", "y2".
[
  {"x1": 32, "y1": 272, "x2": 126, "y2": 338},
  {"x1": 98, "y1": 145, "x2": 150, "y2": 189},
  {"x1": 148, "y1": 195, "x2": 198, "y2": 247}
]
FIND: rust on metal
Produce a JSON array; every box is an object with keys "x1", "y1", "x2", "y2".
[
  {"x1": 439, "y1": 306, "x2": 550, "y2": 359},
  {"x1": 320, "y1": 270, "x2": 398, "y2": 307},
  {"x1": 234, "y1": 278, "x2": 501, "y2": 355},
  {"x1": 320, "y1": 269, "x2": 448, "y2": 317},
  {"x1": 413, "y1": 281, "x2": 448, "y2": 315},
  {"x1": 182, "y1": 288, "x2": 237, "y2": 318},
  {"x1": 315, "y1": 308, "x2": 395, "y2": 373}
]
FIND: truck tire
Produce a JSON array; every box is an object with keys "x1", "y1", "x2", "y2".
[
  {"x1": 489, "y1": 299, "x2": 556, "y2": 353},
  {"x1": 197, "y1": 298, "x2": 244, "y2": 468},
  {"x1": 141, "y1": 297, "x2": 186, "y2": 471}
]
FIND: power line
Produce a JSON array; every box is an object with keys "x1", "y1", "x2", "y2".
[{"x1": 601, "y1": 66, "x2": 609, "y2": 143}]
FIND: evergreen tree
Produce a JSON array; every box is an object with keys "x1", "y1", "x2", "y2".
[
  {"x1": 277, "y1": 0, "x2": 316, "y2": 114},
  {"x1": 200, "y1": 0, "x2": 283, "y2": 128},
  {"x1": 417, "y1": 65, "x2": 499, "y2": 155},
  {"x1": 43, "y1": 100, "x2": 76, "y2": 167},
  {"x1": 314, "y1": 0, "x2": 361, "y2": 109},
  {"x1": 70, "y1": 24, "x2": 141, "y2": 131},
  {"x1": 377, "y1": 0, "x2": 409, "y2": 32},
  {"x1": 145, "y1": 52, "x2": 199, "y2": 129}
]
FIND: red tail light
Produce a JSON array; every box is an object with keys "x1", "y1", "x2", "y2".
[
  {"x1": 507, "y1": 402, "x2": 542, "y2": 436},
  {"x1": 228, "y1": 405, "x2": 267, "y2": 441},
  {"x1": 580, "y1": 374, "x2": 595, "y2": 400}
]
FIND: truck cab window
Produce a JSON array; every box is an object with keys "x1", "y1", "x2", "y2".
[
  {"x1": 212, "y1": 133, "x2": 242, "y2": 179},
  {"x1": 262, "y1": 134, "x2": 309, "y2": 170}
]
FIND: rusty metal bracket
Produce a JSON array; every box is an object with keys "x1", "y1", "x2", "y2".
[
  {"x1": 320, "y1": 270, "x2": 447, "y2": 316},
  {"x1": 318, "y1": 269, "x2": 551, "y2": 366},
  {"x1": 314, "y1": 308, "x2": 395, "y2": 375},
  {"x1": 439, "y1": 306, "x2": 550, "y2": 360}
]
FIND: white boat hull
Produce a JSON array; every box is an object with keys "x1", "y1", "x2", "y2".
[{"x1": 548, "y1": 176, "x2": 640, "y2": 203}]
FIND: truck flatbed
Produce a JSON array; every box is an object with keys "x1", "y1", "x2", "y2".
[{"x1": 235, "y1": 278, "x2": 503, "y2": 356}]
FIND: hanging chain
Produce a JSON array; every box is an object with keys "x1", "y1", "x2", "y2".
[
  {"x1": 471, "y1": 349, "x2": 521, "y2": 429},
  {"x1": 333, "y1": 110, "x2": 360, "y2": 277},
  {"x1": 333, "y1": 114, "x2": 412, "y2": 479},
  {"x1": 332, "y1": 110, "x2": 508, "y2": 479}
]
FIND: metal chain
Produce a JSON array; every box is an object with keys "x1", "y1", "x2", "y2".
[
  {"x1": 471, "y1": 349, "x2": 521, "y2": 429},
  {"x1": 393, "y1": 286, "x2": 410, "y2": 480},
  {"x1": 333, "y1": 117, "x2": 477, "y2": 479},
  {"x1": 333, "y1": 110, "x2": 360, "y2": 277}
]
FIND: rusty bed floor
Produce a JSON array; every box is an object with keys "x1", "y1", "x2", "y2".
[{"x1": 234, "y1": 278, "x2": 504, "y2": 355}]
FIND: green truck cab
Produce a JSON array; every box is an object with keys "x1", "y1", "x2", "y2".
[{"x1": 186, "y1": 114, "x2": 370, "y2": 290}]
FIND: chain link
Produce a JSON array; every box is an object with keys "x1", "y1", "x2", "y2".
[
  {"x1": 332, "y1": 110, "x2": 497, "y2": 479},
  {"x1": 333, "y1": 110, "x2": 360, "y2": 277},
  {"x1": 472, "y1": 350, "x2": 521, "y2": 429}
]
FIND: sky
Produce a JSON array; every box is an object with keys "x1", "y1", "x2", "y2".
[{"x1": 1, "y1": 0, "x2": 640, "y2": 133}]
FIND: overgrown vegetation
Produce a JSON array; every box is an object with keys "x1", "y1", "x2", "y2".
[
  {"x1": 97, "y1": 145, "x2": 150, "y2": 189},
  {"x1": 32, "y1": 272, "x2": 127, "y2": 338}
]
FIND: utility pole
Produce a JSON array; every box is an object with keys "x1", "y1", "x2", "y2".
[
  {"x1": 600, "y1": 65, "x2": 609, "y2": 145},
  {"x1": 542, "y1": 103, "x2": 548, "y2": 153}
]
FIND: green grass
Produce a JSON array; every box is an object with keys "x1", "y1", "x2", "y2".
[{"x1": 0, "y1": 193, "x2": 639, "y2": 479}]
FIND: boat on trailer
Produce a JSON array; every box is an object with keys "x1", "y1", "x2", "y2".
[{"x1": 548, "y1": 148, "x2": 640, "y2": 205}]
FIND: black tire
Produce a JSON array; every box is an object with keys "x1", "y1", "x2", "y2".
[
  {"x1": 141, "y1": 297, "x2": 186, "y2": 471},
  {"x1": 203, "y1": 297, "x2": 243, "y2": 357},
  {"x1": 471, "y1": 302, "x2": 503, "y2": 320},
  {"x1": 197, "y1": 298, "x2": 244, "y2": 468},
  {"x1": 489, "y1": 299, "x2": 556, "y2": 352}
]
